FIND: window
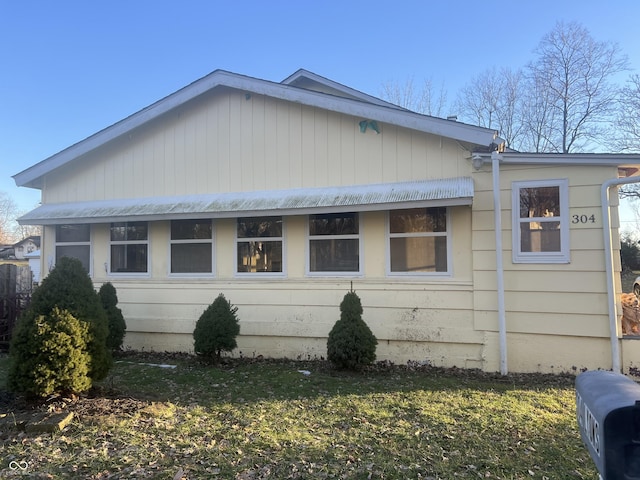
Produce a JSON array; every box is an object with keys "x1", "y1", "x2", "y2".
[
  {"x1": 110, "y1": 222, "x2": 148, "y2": 273},
  {"x1": 237, "y1": 216, "x2": 283, "y2": 274},
  {"x1": 388, "y1": 207, "x2": 449, "y2": 274},
  {"x1": 309, "y1": 212, "x2": 360, "y2": 274},
  {"x1": 512, "y1": 179, "x2": 569, "y2": 263},
  {"x1": 170, "y1": 219, "x2": 213, "y2": 274},
  {"x1": 55, "y1": 224, "x2": 91, "y2": 272}
]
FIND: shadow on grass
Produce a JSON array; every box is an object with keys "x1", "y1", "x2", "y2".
[
  {"x1": 94, "y1": 350, "x2": 578, "y2": 410},
  {"x1": 0, "y1": 351, "x2": 595, "y2": 480}
]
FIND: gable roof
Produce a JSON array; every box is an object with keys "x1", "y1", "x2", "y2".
[
  {"x1": 281, "y1": 69, "x2": 406, "y2": 109},
  {"x1": 13, "y1": 235, "x2": 40, "y2": 248},
  {"x1": 13, "y1": 69, "x2": 500, "y2": 190}
]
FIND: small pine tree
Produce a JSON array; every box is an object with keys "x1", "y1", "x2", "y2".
[
  {"x1": 11, "y1": 256, "x2": 112, "y2": 382},
  {"x1": 98, "y1": 282, "x2": 127, "y2": 351},
  {"x1": 8, "y1": 307, "x2": 92, "y2": 397},
  {"x1": 193, "y1": 293, "x2": 240, "y2": 363},
  {"x1": 327, "y1": 289, "x2": 377, "y2": 370}
]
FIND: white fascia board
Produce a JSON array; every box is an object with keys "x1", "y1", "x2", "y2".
[
  {"x1": 472, "y1": 152, "x2": 640, "y2": 166},
  {"x1": 14, "y1": 70, "x2": 497, "y2": 189}
]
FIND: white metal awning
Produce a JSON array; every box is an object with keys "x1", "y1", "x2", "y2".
[{"x1": 18, "y1": 177, "x2": 474, "y2": 225}]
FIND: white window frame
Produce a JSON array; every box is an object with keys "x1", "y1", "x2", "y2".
[
  {"x1": 511, "y1": 179, "x2": 570, "y2": 264},
  {"x1": 108, "y1": 221, "x2": 150, "y2": 276},
  {"x1": 306, "y1": 212, "x2": 363, "y2": 277},
  {"x1": 54, "y1": 224, "x2": 92, "y2": 276},
  {"x1": 168, "y1": 219, "x2": 215, "y2": 277},
  {"x1": 235, "y1": 216, "x2": 286, "y2": 277},
  {"x1": 386, "y1": 207, "x2": 452, "y2": 277}
]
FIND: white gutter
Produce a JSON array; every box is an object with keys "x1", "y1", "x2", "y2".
[
  {"x1": 602, "y1": 176, "x2": 640, "y2": 373},
  {"x1": 492, "y1": 150, "x2": 508, "y2": 375}
]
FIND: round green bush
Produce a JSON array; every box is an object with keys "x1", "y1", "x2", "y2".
[
  {"x1": 8, "y1": 307, "x2": 92, "y2": 397},
  {"x1": 327, "y1": 290, "x2": 377, "y2": 370},
  {"x1": 193, "y1": 293, "x2": 240, "y2": 362},
  {"x1": 98, "y1": 282, "x2": 127, "y2": 351},
  {"x1": 12, "y1": 256, "x2": 112, "y2": 382}
]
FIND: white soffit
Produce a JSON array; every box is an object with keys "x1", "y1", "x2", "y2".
[{"x1": 18, "y1": 177, "x2": 474, "y2": 225}]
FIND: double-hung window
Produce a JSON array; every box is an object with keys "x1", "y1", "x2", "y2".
[
  {"x1": 308, "y1": 212, "x2": 361, "y2": 274},
  {"x1": 110, "y1": 221, "x2": 148, "y2": 273},
  {"x1": 512, "y1": 179, "x2": 569, "y2": 263},
  {"x1": 388, "y1": 207, "x2": 449, "y2": 274},
  {"x1": 237, "y1": 216, "x2": 283, "y2": 274},
  {"x1": 170, "y1": 219, "x2": 214, "y2": 274},
  {"x1": 55, "y1": 224, "x2": 91, "y2": 273}
]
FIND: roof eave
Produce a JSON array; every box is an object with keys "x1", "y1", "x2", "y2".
[{"x1": 471, "y1": 152, "x2": 640, "y2": 167}]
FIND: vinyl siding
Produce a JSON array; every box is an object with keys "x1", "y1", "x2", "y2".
[
  {"x1": 471, "y1": 163, "x2": 621, "y2": 370},
  {"x1": 42, "y1": 91, "x2": 471, "y2": 204}
]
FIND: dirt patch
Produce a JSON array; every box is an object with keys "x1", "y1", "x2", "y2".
[{"x1": 0, "y1": 385, "x2": 152, "y2": 439}]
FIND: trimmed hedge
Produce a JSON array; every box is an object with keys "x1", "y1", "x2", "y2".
[
  {"x1": 193, "y1": 293, "x2": 240, "y2": 363},
  {"x1": 98, "y1": 282, "x2": 127, "y2": 351},
  {"x1": 8, "y1": 307, "x2": 92, "y2": 397},
  {"x1": 327, "y1": 290, "x2": 377, "y2": 370},
  {"x1": 8, "y1": 257, "x2": 112, "y2": 393}
]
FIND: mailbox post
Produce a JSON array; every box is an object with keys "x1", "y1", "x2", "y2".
[{"x1": 575, "y1": 370, "x2": 640, "y2": 479}]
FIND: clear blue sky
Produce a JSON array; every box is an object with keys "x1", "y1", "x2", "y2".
[{"x1": 2, "y1": 0, "x2": 640, "y2": 218}]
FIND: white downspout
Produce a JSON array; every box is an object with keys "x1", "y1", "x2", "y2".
[
  {"x1": 602, "y1": 176, "x2": 640, "y2": 373},
  {"x1": 492, "y1": 150, "x2": 508, "y2": 375}
]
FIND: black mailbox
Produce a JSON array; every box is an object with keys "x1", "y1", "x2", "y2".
[{"x1": 575, "y1": 370, "x2": 640, "y2": 479}]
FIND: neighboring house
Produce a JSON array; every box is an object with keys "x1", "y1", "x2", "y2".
[
  {"x1": 12, "y1": 236, "x2": 40, "y2": 260},
  {"x1": 12, "y1": 68, "x2": 640, "y2": 374},
  {"x1": 0, "y1": 245, "x2": 15, "y2": 259},
  {"x1": 25, "y1": 249, "x2": 41, "y2": 284}
]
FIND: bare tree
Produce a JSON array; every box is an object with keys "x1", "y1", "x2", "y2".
[
  {"x1": 15, "y1": 221, "x2": 41, "y2": 241},
  {"x1": 615, "y1": 74, "x2": 640, "y2": 152},
  {"x1": 0, "y1": 192, "x2": 40, "y2": 244},
  {"x1": 0, "y1": 192, "x2": 19, "y2": 244},
  {"x1": 520, "y1": 71, "x2": 560, "y2": 153},
  {"x1": 380, "y1": 76, "x2": 448, "y2": 117},
  {"x1": 527, "y1": 21, "x2": 628, "y2": 153},
  {"x1": 614, "y1": 75, "x2": 640, "y2": 198},
  {"x1": 455, "y1": 67, "x2": 526, "y2": 149},
  {"x1": 456, "y1": 69, "x2": 500, "y2": 129}
]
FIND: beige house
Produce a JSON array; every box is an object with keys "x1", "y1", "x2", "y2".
[{"x1": 12, "y1": 69, "x2": 640, "y2": 374}]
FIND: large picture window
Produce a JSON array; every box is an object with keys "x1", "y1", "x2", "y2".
[
  {"x1": 237, "y1": 216, "x2": 283, "y2": 274},
  {"x1": 308, "y1": 212, "x2": 360, "y2": 274},
  {"x1": 55, "y1": 224, "x2": 91, "y2": 273},
  {"x1": 170, "y1": 219, "x2": 213, "y2": 274},
  {"x1": 110, "y1": 222, "x2": 148, "y2": 273},
  {"x1": 512, "y1": 179, "x2": 569, "y2": 263},
  {"x1": 388, "y1": 207, "x2": 449, "y2": 274}
]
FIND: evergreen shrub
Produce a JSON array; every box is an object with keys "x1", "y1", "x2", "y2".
[
  {"x1": 98, "y1": 282, "x2": 127, "y2": 351},
  {"x1": 327, "y1": 289, "x2": 377, "y2": 370},
  {"x1": 9, "y1": 256, "x2": 112, "y2": 385},
  {"x1": 193, "y1": 293, "x2": 240, "y2": 362},
  {"x1": 8, "y1": 307, "x2": 92, "y2": 397}
]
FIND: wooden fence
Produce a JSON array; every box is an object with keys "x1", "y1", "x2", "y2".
[{"x1": 0, "y1": 264, "x2": 32, "y2": 350}]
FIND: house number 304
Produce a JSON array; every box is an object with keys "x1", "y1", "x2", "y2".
[{"x1": 572, "y1": 214, "x2": 596, "y2": 224}]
